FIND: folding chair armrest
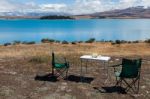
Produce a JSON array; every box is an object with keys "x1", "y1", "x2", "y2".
[
  {"x1": 109, "y1": 64, "x2": 122, "y2": 72},
  {"x1": 109, "y1": 64, "x2": 122, "y2": 67},
  {"x1": 63, "y1": 57, "x2": 70, "y2": 68}
]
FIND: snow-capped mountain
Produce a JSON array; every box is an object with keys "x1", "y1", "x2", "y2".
[{"x1": 0, "y1": 11, "x2": 70, "y2": 17}]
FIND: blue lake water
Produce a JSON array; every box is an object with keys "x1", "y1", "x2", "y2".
[{"x1": 0, "y1": 19, "x2": 150, "y2": 44}]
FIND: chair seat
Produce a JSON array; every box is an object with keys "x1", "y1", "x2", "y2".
[
  {"x1": 54, "y1": 63, "x2": 67, "y2": 68},
  {"x1": 115, "y1": 71, "x2": 138, "y2": 78}
]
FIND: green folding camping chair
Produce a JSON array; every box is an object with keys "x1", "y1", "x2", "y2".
[
  {"x1": 51, "y1": 52, "x2": 69, "y2": 79},
  {"x1": 112, "y1": 58, "x2": 142, "y2": 94}
]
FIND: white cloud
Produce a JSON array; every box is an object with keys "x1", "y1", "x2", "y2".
[
  {"x1": 0, "y1": 0, "x2": 17, "y2": 12},
  {"x1": 70, "y1": 0, "x2": 103, "y2": 14},
  {"x1": 140, "y1": 0, "x2": 150, "y2": 7},
  {"x1": 0, "y1": 0, "x2": 150, "y2": 15},
  {"x1": 39, "y1": 4, "x2": 67, "y2": 12},
  {"x1": 0, "y1": 0, "x2": 39, "y2": 12}
]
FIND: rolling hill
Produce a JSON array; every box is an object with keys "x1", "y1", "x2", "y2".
[{"x1": 90, "y1": 6, "x2": 150, "y2": 19}]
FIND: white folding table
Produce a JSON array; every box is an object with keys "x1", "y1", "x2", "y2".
[{"x1": 80, "y1": 55, "x2": 111, "y2": 83}]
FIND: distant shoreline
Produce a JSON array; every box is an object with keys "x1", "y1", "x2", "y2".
[
  {"x1": 1, "y1": 17, "x2": 150, "y2": 20},
  {"x1": 1, "y1": 15, "x2": 150, "y2": 20}
]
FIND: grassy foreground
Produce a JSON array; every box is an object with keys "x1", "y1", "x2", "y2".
[{"x1": 0, "y1": 42, "x2": 150, "y2": 99}]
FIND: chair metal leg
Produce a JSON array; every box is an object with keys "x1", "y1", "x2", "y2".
[
  {"x1": 80, "y1": 59, "x2": 83, "y2": 82},
  {"x1": 65, "y1": 68, "x2": 69, "y2": 80},
  {"x1": 122, "y1": 78, "x2": 140, "y2": 94},
  {"x1": 136, "y1": 77, "x2": 140, "y2": 94},
  {"x1": 54, "y1": 68, "x2": 68, "y2": 79},
  {"x1": 123, "y1": 80, "x2": 132, "y2": 92},
  {"x1": 115, "y1": 78, "x2": 124, "y2": 93},
  {"x1": 115, "y1": 77, "x2": 121, "y2": 86},
  {"x1": 52, "y1": 66, "x2": 54, "y2": 75}
]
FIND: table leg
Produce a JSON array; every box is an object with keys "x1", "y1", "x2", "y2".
[
  {"x1": 80, "y1": 59, "x2": 89, "y2": 82},
  {"x1": 80, "y1": 59, "x2": 83, "y2": 82},
  {"x1": 104, "y1": 61, "x2": 111, "y2": 85},
  {"x1": 86, "y1": 60, "x2": 88, "y2": 73},
  {"x1": 102, "y1": 61, "x2": 106, "y2": 83},
  {"x1": 52, "y1": 66, "x2": 54, "y2": 76}
]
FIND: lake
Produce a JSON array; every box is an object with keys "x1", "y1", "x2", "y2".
[{"x1": 0, "y1": 19, "x2": 150, "y2": 44}]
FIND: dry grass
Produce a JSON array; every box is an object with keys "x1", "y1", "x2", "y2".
[
  {"x1": 0, "y1": 42, "x2": 149, "y2": 58},
  {"x1": 0, "y1": 42, "x2": 150, "y2": 99}
]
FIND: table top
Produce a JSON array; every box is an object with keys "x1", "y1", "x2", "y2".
[{"x1": 80, "y1": 55, "x2": 111, "y2": 61}]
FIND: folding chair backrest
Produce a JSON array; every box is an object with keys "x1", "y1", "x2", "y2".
[
  {"x1": 120, "y1": 58, "x2": 142, "y2": 78},
  {"x1": 52, "y1": 52, "x2": 55, "y2": 67}
]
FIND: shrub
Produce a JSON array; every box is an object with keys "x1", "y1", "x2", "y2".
[
  {"x1": 62, "y1": 40, "x2": 69, "y2": 44},
  {"x1": 71, "y1": 41, "x2": 76, "y2": 45},
  {"x1": 145, "y1": 39, "x2": 150, "y2": 43},
  {"x1": 115, "y1": 40, "x2": 121, "y2": 44},
  {"x1": 111, "y1": 40, "x2": 122, "y2": 45},
  {"x1": 22, "y1": 41, "x2": 35, "y2": 45},
  {"x1": 85, "y1": 38, "x2": 95, "y2": 43},
  {"x1": 132, "y1": 40, "x2": 139, "y2": 43},
  {"x1": 4, "y1": 43, "x2": 11, "y2": 46},
  {"x1": 41, "y1": 38, "x2": 55, "y2": 43},
  {"x1": 128, "y1": 41, "x2": 132, "y2": 43},
  {"x1": 28, "y1": 41, "x2": 35, "y2": 44},
  {"x1": 49, "y1": 39, "x2": 55, "y2": 43},
  {"x1": 78, "y1": 41, "x2": 83, "y2": 43},
  {"x1": 41, "y1": 38, "x2": 49, "y2": 43},
  {"x1": 13, "y1": 41, "x2": 21, "y2": 45},
  {"x1": 120, "y1": 40, "x2": 127, "y2": 43}
]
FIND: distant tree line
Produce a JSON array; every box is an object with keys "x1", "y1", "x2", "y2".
[
  {"x1": 40, "y1": 15, "x2": 74, "y2": 19},
  {"x1": 2, "y1": 38, "x2": 150, "y2": 46}
]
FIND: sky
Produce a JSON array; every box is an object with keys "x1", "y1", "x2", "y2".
[{"x1": 0, "y1": 0, "x2": 150, "y2": 15}]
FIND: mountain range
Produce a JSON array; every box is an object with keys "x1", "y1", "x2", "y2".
[
  {"x1": 90, "y1": 6, "x2": 150, "y2": 19},
  {"x1": 0, "y1": 6, "x2": 150, "y2": 19}
]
